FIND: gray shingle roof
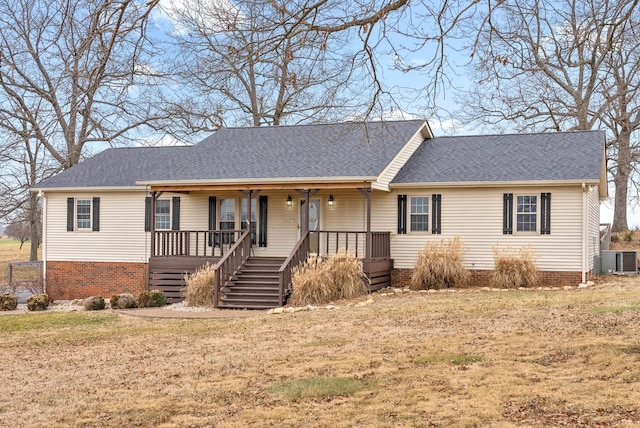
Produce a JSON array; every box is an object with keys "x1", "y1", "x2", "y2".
[
  {"x1": 34, "y1": 122, "x2": 605, "y2": 190},
  {"x1": 35, "y1": 120, "x2": 426, "y2": 189},
  {"x1": 33, "y1": 146, "x2": 194, "y2": 188},
  {"x1": 392, "y1": 130, "x2": 605, "y2": 184}
]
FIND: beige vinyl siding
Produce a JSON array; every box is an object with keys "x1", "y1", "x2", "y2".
[
  {"x1": 45, "y1": 191, "x2": 150, "y2": 262},
  {"x1": 179, "y1": 191, "x2": 299, "y2": 258},
  {"x1": 374, "y1": 186, "x2": 585, "y2": 272},
  {"x1": 588, "y1": 185, "x2": 601, "y2": 269}
]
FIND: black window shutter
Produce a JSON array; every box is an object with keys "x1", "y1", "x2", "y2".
[
  {"x1": 92, "y1": 197, "x2": 100, "y2": 231},
  {"x1": 208, "y1": 196, "x2": 217, "y2": 246},
  {"x1": 541, "y1": 192, "x2": 551, "y2": 234},
  {"x1": 432, "y1": 194, "x2": 441, "y2": 234},
  {"x1": 503, "y1": 193, "x2": 513, "y2": 234},
  {"x1": 397, "y1": 194, "x2": 407, "y2": 234},
  {"x1": 67, "y1": 197, "x2": 74, "y2": 231},
  {"x1": 171, "y1": 196, "x2": 180, "y2": 230},
  {"x1": 259, "y1": 195, "x2": 268, "y2": 247},
  {"x1": 144, "y1": 196, "x2": 151, "y2": 232}
]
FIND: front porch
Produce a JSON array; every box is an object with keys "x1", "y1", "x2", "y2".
[{"x1": 148, "y1": 229, "x2": 393, "y2": 308}]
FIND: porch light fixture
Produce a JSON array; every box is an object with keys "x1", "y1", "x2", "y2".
[
  {"x1": 286, "y1": 195, "x2": 293, "y2": 207},
  {"x1": 328, "y1": 195, "x2": 334, "y2": 207}
]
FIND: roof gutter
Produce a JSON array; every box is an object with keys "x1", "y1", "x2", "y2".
[
  {"x1": 136, "y1": 176, "x2": 377, "y2": 187},
  {"x1": 389, "y1": 179, "x2": 602, "y2": 189},
  {"x1": 30, "y1": 186, "x2": 143, "y2": 193}
]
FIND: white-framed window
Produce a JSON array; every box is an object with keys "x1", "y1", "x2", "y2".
[
  {"x1": 155, "y1": 199, "x2": 171, "y2": 230},
  {"x1": 516, "y1": 195, "x2": 537, "y2": 232},
  {"x1": 76, "y1": 199, "x2": 92, "y2": 230},
  {"x1": 410, "y1": 196, "x2": 429, "y2": 232},
  {"x1": 220, "y1": 199, "x2": 236, "y2": 230}
]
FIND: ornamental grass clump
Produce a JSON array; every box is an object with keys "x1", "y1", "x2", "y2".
[
  {"x1": 184, "y1": 263, "x2": 216, "y2": 307},
  {"x1": 290, "y1": 251, "x2": 368, "y2": 306},
  {"x1": 411, "y1": 237, "x2": 469, "y2": 290},
  {"x1": 290, "y1": 255, "x2": 335, "y2": 306},
  {"x1": 325, "y1": 251, "x2": 369, "y2": 300},
  {"x1": 492, "y1": 245, "x2": 540, "y2": 288}
]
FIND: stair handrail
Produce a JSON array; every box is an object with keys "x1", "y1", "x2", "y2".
[
  {"x1": 278, "y1": 231, "x2": 310, "y2": 307},
  {"x1": 213, "y1": 229, "x2": 251, "y2": 308}
]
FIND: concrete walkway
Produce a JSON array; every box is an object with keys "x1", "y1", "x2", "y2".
[{"x1": 113, "y1": 307, "x2": 267, "y2": 319}]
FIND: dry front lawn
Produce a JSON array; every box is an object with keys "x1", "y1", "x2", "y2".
[
  {"x1": 1, "y1": 278, "x2": 640, "y2": 427},
  {"x1": 0, "y1": 239, "x2": 41, "y2": 287}
]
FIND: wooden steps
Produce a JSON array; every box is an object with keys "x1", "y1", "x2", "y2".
[
  {"x1": 148, "y1": 256, "x2": 220, "y2": 303},
  {"x1": 219, "y1": 257, "x2": 285, "y2": 309},
  {"x1": 147, "y1": 255, "x2": 392, "y2": 309}
]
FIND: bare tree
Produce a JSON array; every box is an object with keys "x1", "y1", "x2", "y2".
[
  {"x1": 0, "y1": 127, "x2": 51, "y2": 260},
  {"x1": 457, "y1": 0, "x2": 640, "y2": 231},
  {"x1": 0, "y1": 0, "x2": 165, "y2": 169},
  {"x1": 5, "y1": 218, "x2": 34, "y2": 249},
  {"x1": 0, "y1": 0, "x2": 166, "y2": 257},
  {"x1": 160, "y1": 0, "x2": 402, "y2": 130}
]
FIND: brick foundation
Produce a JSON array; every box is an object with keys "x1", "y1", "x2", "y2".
[
  {"x1": 392, "y1": 268, "x2": 585, "y2": 288},
  {"x1": 46, "y1": 261, "x2": 148, "y2": 300}
]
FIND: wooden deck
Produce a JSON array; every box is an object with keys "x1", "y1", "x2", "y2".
[{"x1": 148, "y1": 229, "x2": 393, "y2": 308}]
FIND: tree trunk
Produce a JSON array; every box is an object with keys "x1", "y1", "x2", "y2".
[
  {"x1": 612, "y1": 170, "x2": 629, "y2": 232},
  {"x1": 28, "y1": 193, "x2": 40, "y2": 261}
]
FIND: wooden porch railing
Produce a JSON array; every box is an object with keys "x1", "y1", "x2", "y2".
[
  {"x1": 213, "y1": 229, "x2": 252, "y2": 309},
  {"x1": 153, "y1": 230, "x2": 243, "y2": 257},
  {"x1": 309, "y1": 231, "x2": 391, "y2": 259},
  {"x1": 277, "y1": 230, "x2": 391, "y2": 306},
  {"x1": 278, "y1": 231, "x2": 310, "y2": 306}
]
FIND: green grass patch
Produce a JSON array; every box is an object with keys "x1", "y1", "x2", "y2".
[
  {"x1": 415, "y1": 353, "x2": 484, "y2": 366},
  {"x1": 0, "y1": 239, "x2": 22, "y2": 245},
  {"x1": 269, "y1": 376, "x2": 375, "y2": 399},
  {"x1": 0, "y1": 312, "x2": 117, "y2": 333},
  {"x1": 594, "y1": 305, "x2": 640, "y2": 314}
]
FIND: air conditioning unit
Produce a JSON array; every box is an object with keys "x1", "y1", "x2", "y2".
[{"x1": 601, "y1": 250, "x2": 638, "y2": 275}]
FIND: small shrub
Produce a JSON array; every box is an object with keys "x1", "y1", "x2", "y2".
[
  {"x1": 492, "y1": 245, "x2": 540, "y2": 288},
  {"x1": 10, "y1": 278, "x2": 45, "y2": 295},
  {"x1": 610, "y1": 234, "x2": 620, "y2": 243},
  {"x1": 290, "y1": 251, "x2": 368, "y2": 306},
  {"x1": 411, "y1": 237, "x2": 469, "y2": 290},
  {"x1": 624, "y1": 230, "x2": 634, "y2": 242},
  {"x1": 110, "y1": 293, "x2": 137, "y2": 309},
  {"x1": 26, "y1": 294, "x2": 50, "y2": 311},
  {"x1": 0, "y1": 293, "x2": 18, "y2": 311},
  {"x1": 184, "y1": 263, "x2": 216, "y2": 307},
  {"x1": 83, "y1": 296, "x2": 106, "y2": 311},
  {"x1": 137, "y1": 290, "x2": 167, "y2": 308}
]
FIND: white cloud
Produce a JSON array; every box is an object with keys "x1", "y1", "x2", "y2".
[{"x1": 137, "y1": 134, "x2": 190, "y2": 147}]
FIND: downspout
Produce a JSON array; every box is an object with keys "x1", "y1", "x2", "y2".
[
  {"x1": 40, "y1": 191, "x2": 47, "y2": 293},
  {"x1": 581, "y1": 183, "x2": 588, "y2": 284}
]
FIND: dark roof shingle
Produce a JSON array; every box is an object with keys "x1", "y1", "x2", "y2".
[
  {"x1": 34, "y1": 122, "x2": 604, "y2": 189},
  {"x1": 392, "y1": 130, "x2": 605, "y2": 184},
  {"x1": 35, "y1": 120, "x2": 425, "y2": 188}
]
